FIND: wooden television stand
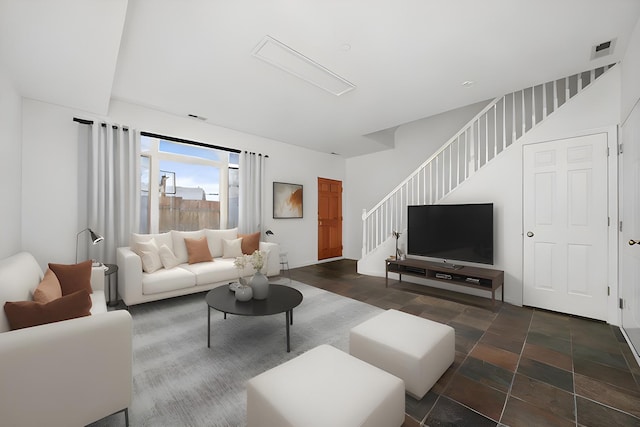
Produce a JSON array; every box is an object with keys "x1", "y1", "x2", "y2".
[{"x1": 385, "y1": 258, "x2": 504, "y2": 306}]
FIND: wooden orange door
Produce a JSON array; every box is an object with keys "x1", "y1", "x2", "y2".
[{"x1": 318, "y1": 177, "x2": 342, "y2": 260}]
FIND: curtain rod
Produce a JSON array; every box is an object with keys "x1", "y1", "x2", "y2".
[
  {"x1": 244, "y1": 151, "x2": 269, "y2": 158},
  {"x1": 141, "y1": 131, "x2": 241, "y2": 154},
  {"x1": 73, "y1": 117, "x2": 93, "y2": 125},
  {"x1": 73, "y1": 117, "x2": 129, "y2": 131},
  {"x1": 74, "y1": 120, "x2": 242, "y2": 152}
]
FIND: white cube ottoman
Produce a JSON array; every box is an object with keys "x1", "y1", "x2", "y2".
[
  {"x1": 349, "y1": 309, "x2": 455, "y2": 399},
  {"x1": 246, "y1": 344, "x2": 405, "y2": 427}
]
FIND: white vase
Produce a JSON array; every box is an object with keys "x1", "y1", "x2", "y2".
[
  {"x1": 235, "y1": 285, "x2": 252, "y2": 302},
  {"x1": 250, "y1": 271, "x2": 269, "y2": 300}
]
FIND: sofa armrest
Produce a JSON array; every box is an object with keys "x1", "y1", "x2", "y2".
[
  {"x1": 0, "y1": 310, "x2": 133, "y2": 427},
  {"x1": 91, "y1": 265, "x2": 105, "y2": 292},
  {"x1": 117, "y1": 246, "x2": 143, "y2": 306},
  {"x1": 260, "y1": 242, "x2": 281, "y2": 276}
]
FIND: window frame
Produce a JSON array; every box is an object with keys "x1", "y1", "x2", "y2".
[{"x1": 139, "y1": 132, "x2": 240, "y2": 233}]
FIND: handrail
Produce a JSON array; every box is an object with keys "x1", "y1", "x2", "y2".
[
  {"x1": 361, "y1": 64, "x2": 616, "y2": 257},
  {"x1": 363, "y1": 96, "x2": 502, "y2": 218}
]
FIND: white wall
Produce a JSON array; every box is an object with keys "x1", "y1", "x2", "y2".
[
  {"x1": 109, "y1": 100, "x2": 345, "y2": 268},
  {"x1": 353, "y1": 67, "x2": 621, "y2": 308},
  {"x1": 0, "y1": 70, "x2": 22, "y2": 259},
  {"x1": 344, "y1": 100, "x2": 490, "y2": 259},
  {"x1": 16, "y1": 21, "x2": 637, "y2": 275},
  {"x1": 20, "y1": 98, "x2": 343, "y2": 269},
  {"x1": 434, "y1": 66, "x2": 620, "y2": 306},
  {"x1": 619, "y1": 16, "x2": 640, "y2": 329},
  {"x1": 622, "y1": 16, "x2": 640, "y2": 123},
  {"x1": 21, "y1": 100, "x2": 95, "y2": 268}
]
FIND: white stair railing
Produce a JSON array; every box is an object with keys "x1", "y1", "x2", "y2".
[{"x1": 362, "y1": 64, "x2": 615, "y2": 257}]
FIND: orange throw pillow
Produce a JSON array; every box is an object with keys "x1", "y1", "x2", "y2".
[
  {"x1": 185, "y1": 237, "x2": 213, "y2": 264},
  {"x1": 239, "y1": 232, "x2": 260, "y2": 255},
  {"x1": 4, "y1": 289, "x2": 92, "y2": 330},
  {"x1": 48, "y1": 260, "x2": 93, "y2": 296},
  {"x1": 33, "y1": 269, "x2": 63, "y2": 303}
]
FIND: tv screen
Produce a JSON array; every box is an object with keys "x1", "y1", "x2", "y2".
[{"x1": 407, "y1": 203, "x2": 493, "y2": 265}]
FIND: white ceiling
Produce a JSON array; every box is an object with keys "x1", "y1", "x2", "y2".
[{"x1": 2, "y1": 0, "x2": 639, "y2": 158}]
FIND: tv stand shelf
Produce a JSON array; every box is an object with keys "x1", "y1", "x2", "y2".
[{"x1": 385, "y1": 258, "x2": 504, "y2": 306}]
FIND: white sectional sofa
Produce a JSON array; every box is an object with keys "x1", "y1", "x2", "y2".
[
  {"x1": 117, "y1": 228, "x2": 280, "y2": 306},
  {"x1": 0, "y1": 251, "x2": 133, "y2": 427}
]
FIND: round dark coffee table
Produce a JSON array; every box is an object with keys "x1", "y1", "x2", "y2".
[{"x1": 206, "y1": 284, "x2": 303, "y2": 352}]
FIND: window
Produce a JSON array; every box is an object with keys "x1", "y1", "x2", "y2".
[
  {"x1": 228, "y1": 152, "x2": 239, "y2": 229},
  {"x1": 139, "y1": 134, "x2": 239, "y2": 233}
]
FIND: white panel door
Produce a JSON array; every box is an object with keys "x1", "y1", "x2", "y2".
[
  {"x1": 523, "y1": 134, "x2": 609, "y2": 320},
  {"x1": 621, "y1": 104, "x2": 640, "y2": 355}
]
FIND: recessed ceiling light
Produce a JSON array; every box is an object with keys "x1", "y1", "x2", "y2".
[
  {"x1": 252, "y1": 35, "x2": 356, "y2": 96},
  {"x1": 462, "y1": 81, "x2": 475, "y2": 87},
  {"x1": 341, "y1": 43, "x2": 351, "y2": 51}
]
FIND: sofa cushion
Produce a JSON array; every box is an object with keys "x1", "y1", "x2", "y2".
[
  {"x1": 132, "y1": 238, "x2": 158, "y2": 257},
  {"x1": 48, "y1": 260, "x2": 93, "y2": 296},
  {"x1": 171, "y1": 230, "x2": 205, "y2": 264},
  {"x1": 131, "y1": 232, "x2": 173, "y2": 252},
  {"x1": 132, "y1": 238, "x2": 164, "y2": 273},
  {"x1": 3, "y1": 289, "x2": 91, "y2": 330},
  {"x1": 32, "y1": 269, "x2": 62, "y2": 303},
  {"x1": 185, "y1": 237, "x2": 213, "y2": 264},
  {"x1": 223, "y1": 238, "x2": 243, "y2": 258},
  {"x1": 142, "y1": 267, "x2": 196, "y2": 295},
  {"x1": 141, "y1": 250, "x2": 163, "y2": 273},
  {"x1": 205, "y1": 228, "x2": 238, "y2": 258},
  {"x1": 158, "y1": 244, "x2": 180, "y2": 269},
  {"x1": 181, "y1": 258, "x2": 250, "y2": 285},
  {"x1": 239, "y1": 232, "x2": 261, "y2": 255}
]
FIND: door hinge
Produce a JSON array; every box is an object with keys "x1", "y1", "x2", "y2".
[
  {"x1": 608, "y1": 286, "x2": 610, "y2": 296},
  {"x1": 619, "y1": 298, "x2": 624, "y2": 309},
  {"x1": 608, "y1": 217, "x2": 610, "y2": 226},
  {"x1": 607, "y1": 147, "x2": 610, "y2": 157},
  {"x1": 619, "y1": 143, "x2": 623, "y2": 154},
  {"x1": 620, "y1": 221, "x2": 623, "y2": 232}
]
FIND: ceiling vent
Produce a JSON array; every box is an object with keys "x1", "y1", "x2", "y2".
[
  {"x1": 591, "y1": 39, "x2": 616, "y2": 60},
  {"x1": 252, "y1": 35, "x2": 356, "y2": 96}
]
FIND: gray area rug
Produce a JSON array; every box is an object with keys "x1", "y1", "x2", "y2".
[{"x1": 91, "y1": 279, "x2": 383, "y2": 427}]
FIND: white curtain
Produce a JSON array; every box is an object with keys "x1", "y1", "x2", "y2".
[
  {"x1": 238, "y1": 152, "x2": 266, "y2": 234},
  {"x1": 79, "y1": 122, "x2": 140, "y2": 264}
]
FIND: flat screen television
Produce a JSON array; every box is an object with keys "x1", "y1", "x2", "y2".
[{"x1": 407, "y1": 203, "x2": 494, "y2": 266}]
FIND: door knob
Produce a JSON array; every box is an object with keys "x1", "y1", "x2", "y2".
[
  {"x1": 630, "y1": 240, "x2": 640, "y2": 246},
  {"x1": 527, "y1": 231, "x2": 534, "y2": 238}
]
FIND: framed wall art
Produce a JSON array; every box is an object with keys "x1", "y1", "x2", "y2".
[{"x1": 273, "y1": 182, "x2": 303, "y2": 218}]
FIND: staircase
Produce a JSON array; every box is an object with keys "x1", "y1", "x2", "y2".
[{"x1": 361, "y1": 64, "x2": 616, "y2": 260}]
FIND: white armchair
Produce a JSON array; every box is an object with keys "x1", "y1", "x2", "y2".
[{"x1": 0, "y1": 252, "x2": 133, "y2": 427}]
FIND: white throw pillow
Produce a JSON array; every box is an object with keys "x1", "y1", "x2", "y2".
[
  {"x1": 158, "y1": 244, "x2": 180, "y2": 269},
  {"x1": 140, "y1": 250, "x2": 163, "y2": 273},
  {"x1": 204, "y1": 228, "x2": 238, "y2": 258},
  {"x1": 130, "y1": 232, "x2": 172, "y2": 251},
  {"x1": 222, "y1": 238, "x2": 243, "y2": 258},
  {"x1": 133, "y1": 238, "x2": 159, "y2": 257}
]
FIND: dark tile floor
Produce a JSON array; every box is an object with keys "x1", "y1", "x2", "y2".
[{"x1": 289, "y1": 259, "x2": 640, "y2": 427}]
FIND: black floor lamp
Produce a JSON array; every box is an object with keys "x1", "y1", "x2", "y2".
[{"x1": 76, "y1": 228, "x2": 104, "y2": 263}]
